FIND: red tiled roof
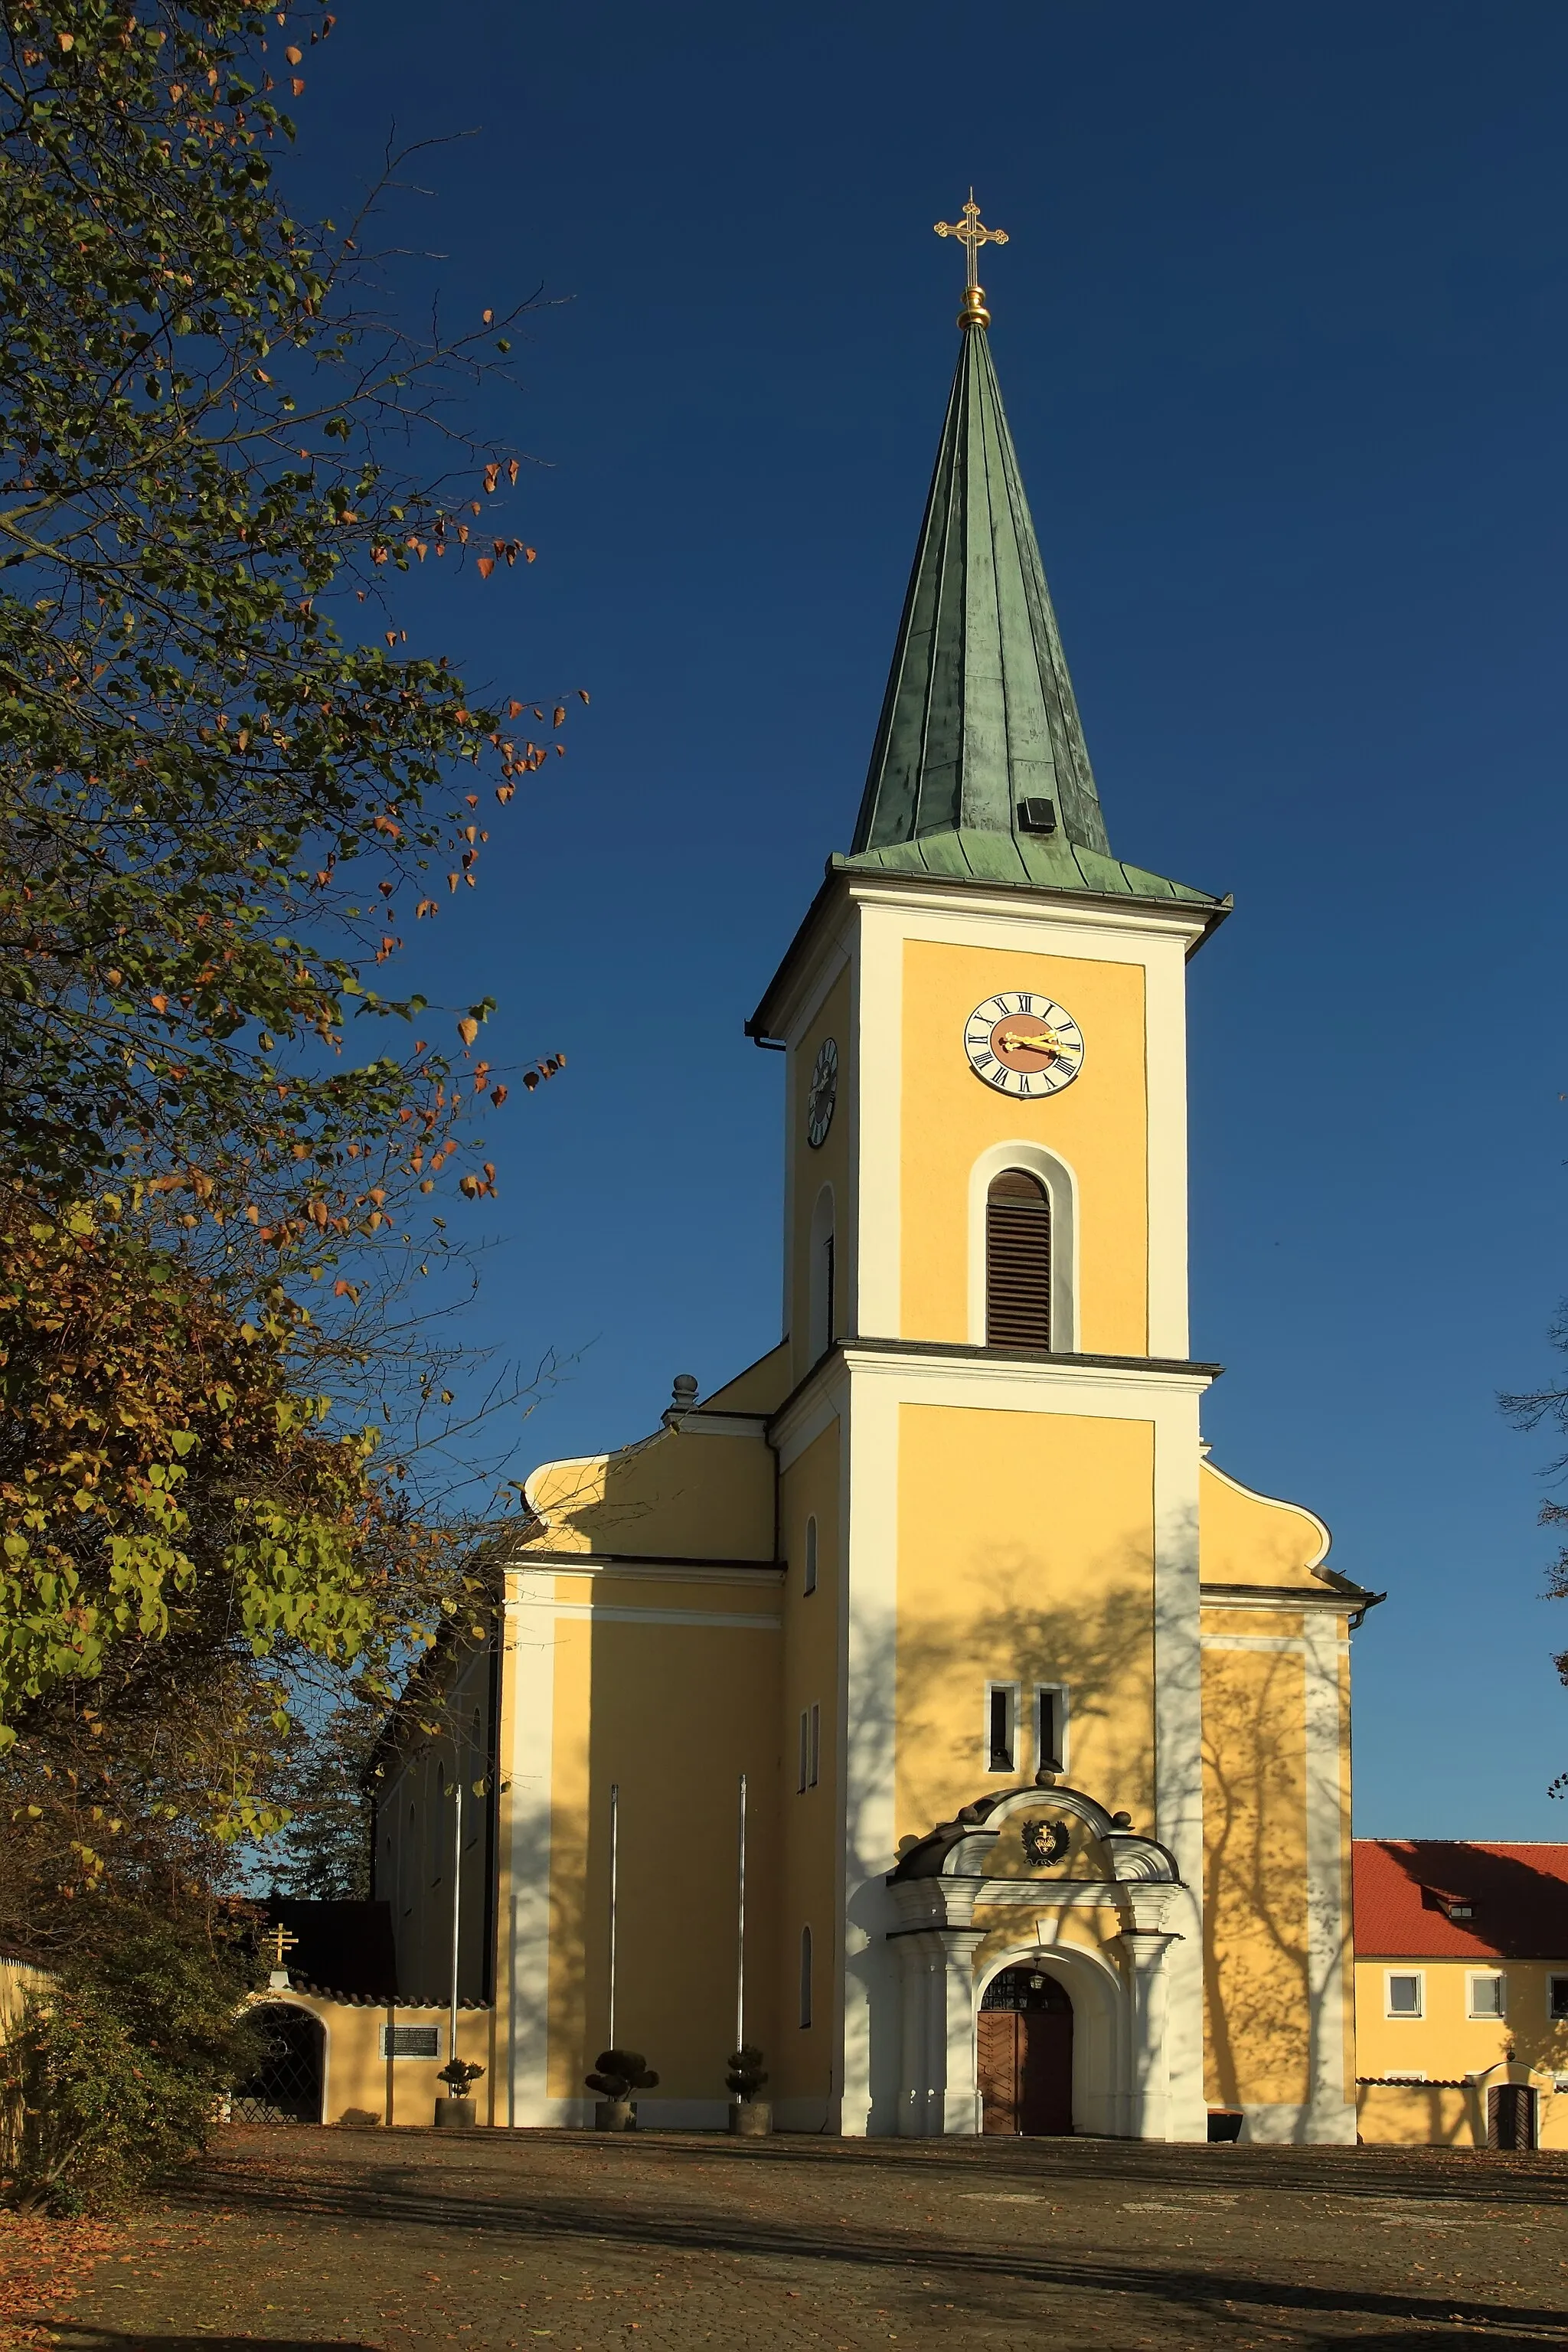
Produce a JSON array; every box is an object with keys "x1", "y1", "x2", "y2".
[{"x1": 1354, "y1": 1841, "x2": 1568, "y2": 1960}]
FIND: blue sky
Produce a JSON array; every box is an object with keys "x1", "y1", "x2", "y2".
[{"x1": 290, "y1": 1, "x2": 1568, "y2": 1835}]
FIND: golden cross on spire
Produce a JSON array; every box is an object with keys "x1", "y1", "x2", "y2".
[{"x1": 934, "y1": 191, "x2": 1008, "y2": 329}]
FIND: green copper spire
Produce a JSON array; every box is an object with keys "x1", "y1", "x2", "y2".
[{"x1": 843, "y1": 254, "x2": 1220, "y2": 910}]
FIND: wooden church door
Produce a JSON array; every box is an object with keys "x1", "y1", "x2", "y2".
[
  {"x1": 978, "y1": 1966, "x2": 1073, "y2": 2135},
  {"x1": 1488, "y1": 2084, "x2": 1537, "y2": 2150}
]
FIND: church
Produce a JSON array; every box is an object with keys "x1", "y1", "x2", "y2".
[{"x1": 371, "y1": 203, "x2": 1382, "y2": 2145}]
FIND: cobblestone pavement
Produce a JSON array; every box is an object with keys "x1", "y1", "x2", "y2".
[{"x1": 46, "y1": 2125, "x2": 1568, "y2": 2352}]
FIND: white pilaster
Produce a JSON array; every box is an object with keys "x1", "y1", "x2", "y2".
[
  {"x1": 503, "y1": 1575, "x2": 557, "y2": 2128},
  {"x1": 1116, "y1": 1922, "x2": 1180, "y2": 2141},
  {"x1": 1303, "y1": 1611, "x2": 1356, "y2": 2143},
  {"x1": 1152, "y1": 1389, "x2": 1207, "y2": 2141}
]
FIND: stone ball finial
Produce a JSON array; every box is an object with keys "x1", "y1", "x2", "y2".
[{"x1": 662, "y1": 1373, "x2": 699, "y2": 1427}]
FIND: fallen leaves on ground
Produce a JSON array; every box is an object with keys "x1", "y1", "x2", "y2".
[{"x1": 0, "y1": 2209, "x2": 123, "y2": 2347}]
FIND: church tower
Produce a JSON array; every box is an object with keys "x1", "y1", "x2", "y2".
[
  {"x1": 377, "y1": 204, "x2": 1379, "y2": 2145},
  {"x1": 746, "y1": 204, "x2": 1232, "y2": 2140}
]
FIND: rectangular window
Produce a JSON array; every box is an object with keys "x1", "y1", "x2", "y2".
[
  {"x1": 985, "y1": 1684, "x2": 1017, "y2": 1774},
  {"x1": 797, "y1": 1710, "x2": 808, "y2": 1795},
  {"x1": 799, "y1": 1926, "x2": 812, "y2": 2029},
  {"x1": 803, "y1": 1515, "x2": 818, "y2": 1596},
  {"x1": 808, "y1": 1702, "x2": 821, "y2": 1789},
  {"x1": 1034, "y1": 1685, "x2": 1068, "y2": 1774},
  {"x1": 1549, "y1": 1976, "x2": 1568, "y2": 2022},
  {"x1": 380, "y1": 2024, "x2": 441, "y2": 2060},
  {"x1": 1468, "y1": 1971, "x2": 1506, "y2": 2019},
  {"x1": 1385, "y1": 1971, "x2": 1424, "y2": 2019}
]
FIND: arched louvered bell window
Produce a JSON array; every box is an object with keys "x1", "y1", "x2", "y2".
[{"x1": 985, "y1": 1169, "x2": 1051, "y2": 1349}]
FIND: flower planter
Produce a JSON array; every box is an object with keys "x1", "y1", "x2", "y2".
[
  {"x1": 594, "y1": 2098, "x2": 635, "y2": 2132},
  {"x1": 433, "y1": 2096, "x2": 476, "y2": 2128},
  {"x1": 729, "y1": 2099, "x2": 773, "y2": 2137}
]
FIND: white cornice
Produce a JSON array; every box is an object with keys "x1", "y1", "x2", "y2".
[
  {"x1": 835, "y1": 1343, "x2": 1214, "y2": 1402},
  {"x1": 505, "y1": 1556, "x2": 783, "y2": 1589},
  {"x1": 769, "y1": 1352, "x2": 850, "y2": 1465},
  {"x1": 1199, "y1": 1583, "x2": 1367, "y2": 1617},
  {"x1": 661, "y1": 1412, "x2": 772, "y2": 1439},
  {"x1": 844, "y1": 872, "x2": 1212, "y2": 948}
]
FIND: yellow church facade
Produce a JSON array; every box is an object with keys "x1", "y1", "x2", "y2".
[{"x1": 374, "y1": 212, "x2": 1380, "y2": 2145}]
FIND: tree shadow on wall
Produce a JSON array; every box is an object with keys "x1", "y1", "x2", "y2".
[
  {"x1": 886, "y1": 1566, "x2": 1160, "y2": 1842},
  {"x1": 1201, "y1": 1642, "x2": 1340, "y2": 2126}
]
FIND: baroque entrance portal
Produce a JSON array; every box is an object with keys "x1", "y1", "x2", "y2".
[{"x1": 978, "y1": 1966, "x2": 1073, "y2": 2135}]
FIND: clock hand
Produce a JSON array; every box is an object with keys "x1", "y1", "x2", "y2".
[{"x1": 997, "y1": 1028, "x2": 1060, "y2": 1054}]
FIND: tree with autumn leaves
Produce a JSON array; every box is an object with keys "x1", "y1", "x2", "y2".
[{"x1": 0, "y1": 0, "x2": 571, "y2": 2197}]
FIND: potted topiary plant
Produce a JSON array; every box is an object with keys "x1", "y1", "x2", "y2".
[
  {"x1": 434, "y1": 2056, "x2": 485, "y2": 2129},
  {"x1": 586, "y1": 2048, "x2": 658, "y2": 2131},
  {"x1": 726, "y1": 2043, "x2": 771, "y2": 2137}
]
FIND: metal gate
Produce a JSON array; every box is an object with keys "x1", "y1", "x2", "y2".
[{"x1": 231, "y1": 2003, "x2": 324, "y2": 2125}]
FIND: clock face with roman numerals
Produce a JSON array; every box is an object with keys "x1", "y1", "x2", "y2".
[
  {"x1": 963, "y1": 992, "x2": 1085, "y2": 1099},
  {"x1": 806, "y1": 1036, "x2": 838, "y2": 1148}
]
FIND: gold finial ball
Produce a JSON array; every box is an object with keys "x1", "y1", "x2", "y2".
[{"x1": 958, "y1": 285, "x2": 991, "y2": 330}]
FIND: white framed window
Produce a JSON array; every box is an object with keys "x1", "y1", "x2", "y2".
[
  {"x1": 799, "y1": 1926, "x2": 812, "y2": 2029},
  {"x1": 808, "y1": 1702, "x2": 821, "y2": 1789},
  {"x1": 1034, "y1": 1684, "x2": 1069, "y2": 1775},
  {"x1": 803, "y1": 1514, "x2": 818, "y2": 1596},
  {"x1": 1385, "y1": 1970, "x2": 1424, "y2": 2019},
  {"x1": 1548, "y1": 1975, "x2": 1568, "y2": 2023},
  {"x1": 381, "y1": 2024, "x2": 442, "y2": 2060},
  {"x1": 985, "y1": 1683, "x2": 1019, "y2": 1774},
  {"x1": 1467, "y1": 1971, "x2": 1506, "y2": 2019}
]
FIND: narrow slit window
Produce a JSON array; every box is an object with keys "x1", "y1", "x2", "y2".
[
  {"x1": 803, "y1": 1514, "x2": 818, "y2": 1596},
  {"x1": 808, "y1": 1187, "x2": 835, "y2": 1359},
  {"x1": 1036, "y1": 1687, "x2": 1064, "y2": 1773},
  {"x1": 799, "y1": 1926, "x2": 813, "y2": 2028},
  {"x1": 987, "y1": 1685, "x2": 1015, "y2": 1774},
  {"x1": 797, "y1": 1710, "x2": 808, "y2": 1795},
  {"x1": 808, "y1": 1702, "x2": 821, "y2": 1788},
  {"x1": 986, "y1": 1169, "x2": 1051, "y2": 1349}
]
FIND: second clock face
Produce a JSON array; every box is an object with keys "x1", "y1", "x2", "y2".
[
  {"x1": 806, "y1": 1036, "x2": 838, "y2": 1147},
  {"x1": 963, "y1": 992, "x2": 1085, "y2": 1098}
]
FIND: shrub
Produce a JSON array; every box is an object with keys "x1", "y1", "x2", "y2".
[
  {"x1": 0, "y1": 1909, "x2": 258, "y2": 2214},
  {"x1": 725, "y1": 2045, "x2": 769, "y2": 2101},
  {"x1": 584, "y1": 2049, "x2": 658, "y2": 2102}
]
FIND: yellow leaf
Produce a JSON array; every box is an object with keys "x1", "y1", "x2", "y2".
[{"x1": 456, "y1": 1015, "x2": 479, "y2": 1047}]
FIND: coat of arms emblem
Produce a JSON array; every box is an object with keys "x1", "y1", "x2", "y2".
[{"x1": 1021, "y1": 1818, "x2": 1070, "y2": 1867}]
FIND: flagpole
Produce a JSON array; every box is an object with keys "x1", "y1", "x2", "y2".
[
  {"x1": 736, "y1": 1770, "x2": 747, "y2": 2050},
  {"x1": 447, "y1": 1775, "x2": 462, "y2": 2079},
  {"x1": 607, "y1": 1780, "x2": 619, "y2": 2049}
]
